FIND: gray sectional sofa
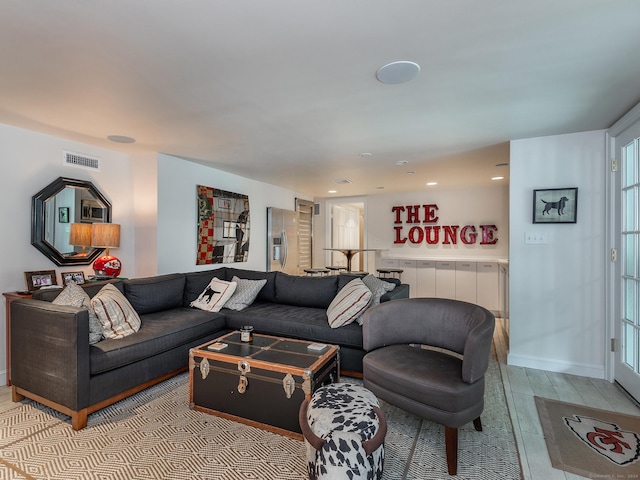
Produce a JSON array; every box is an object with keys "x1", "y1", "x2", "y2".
[{"x1": 10, "y1": 267, "x2": 408, "y2": 430}]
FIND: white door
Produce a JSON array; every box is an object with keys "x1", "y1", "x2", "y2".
[{"x1": 613, "y1": 120, "x2": 640, "y2": 401}]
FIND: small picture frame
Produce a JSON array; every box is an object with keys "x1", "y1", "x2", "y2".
[
  {"x1": 24, "y1": 270, "x2": 57, "y2": 291},
  {"x1": 58, "y1": 207, "x2": 69, "y2": 223},
  {"x1": 63, "y1": 271, "x2": 86, "y2": 285},
  {"x1": 532, "y1": 187, "x2": 578, "y2": 224}
]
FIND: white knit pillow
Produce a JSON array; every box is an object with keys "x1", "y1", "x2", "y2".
[
  {"x1": 53, "y1": 282, "x2": 103, "y2": 344},
  {"x1": 327, "y1": 279, "x2": 372, "y2": 328},
  {"x1": 190, "y1": 277, "x2": 237, "y2": 312},
  {"x1": 91, "y1": 284, "x2": 141, "y2": 339},
  {"x1": 224, "y1": 276, "x2": 267, "y2": 311}
]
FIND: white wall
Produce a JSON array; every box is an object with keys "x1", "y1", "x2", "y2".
[
  {"x1": 156, "y1": 153, "x2": 310, "y2": 274},
  {"x1": 508, "y1": 130, "x2": 607, "y2": 378},
  {"x1": 313, "y1": 186, "x2": 509, "y2": 268},
  {"x1": 0, "y1": 123, "x2": 137, "y2": 384}
]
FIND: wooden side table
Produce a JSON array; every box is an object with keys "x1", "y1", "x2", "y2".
[{"x1": 3, "y1": 291, "x2": 32, "y2": 386}]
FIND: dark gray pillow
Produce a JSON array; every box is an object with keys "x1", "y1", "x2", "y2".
[
  {"x1": 183, "y1": 268, "x2": 228, "y2": 305},
  {"x1": 124, "y1": 273, "x2": 186, "y2": 314},
  {"x1": 225, "y1": 268, "x2": 277, "y2": 302}
]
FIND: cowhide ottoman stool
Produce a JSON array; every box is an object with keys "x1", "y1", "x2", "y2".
[{"x1": 298, "y1": 383, "x2": 387, "y2": 480}]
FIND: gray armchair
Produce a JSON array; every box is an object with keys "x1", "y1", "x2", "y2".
[{"x1": 362, "y1": 297, "x2": 495, "y2": 475}]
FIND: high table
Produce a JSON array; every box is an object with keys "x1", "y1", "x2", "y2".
[{"x1": 323, "y1": 248, "x2": 379, "y2": 272}]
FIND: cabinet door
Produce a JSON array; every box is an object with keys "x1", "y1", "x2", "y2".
[
  {"x1": 455, "y1": 261, "x2": 477, "y2": 304},
  {"x1": 435, "y1": 261, "x2": 456, "y2": 299},
  {"x1": 377, "y1": 258, "x2": 399, "y2": 269},
  {"x1": 398, "y1": 259, "x2": 417, "y2": 298},
  {"x1": 416, "y1": 260, "x2": 435, "y2": 297},
  {"x1": 477, "y1": 262, "x2": 500, "y2": 312}
]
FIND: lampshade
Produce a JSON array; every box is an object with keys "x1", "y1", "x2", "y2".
[
  {"x1": 69, "y1": 223, "x2": 93, "y2": 255},
  {"x1": 91, "y1": 223, "x2": 120, "y2": 254},
  {"x1": 91, "y1": 223, "x2": 122, "y2": 278}
]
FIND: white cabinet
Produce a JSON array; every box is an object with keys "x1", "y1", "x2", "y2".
[
  {"x1": 477, "y1": 262, "x2": 499, "y2": 312},
  {"x1": 455, "y1": 261, "x2": 477, "y2": 304},
  {"x1": 435, "y1": 261, "x2": 456, "y2": 299},
  {"x1": 378, "y1": 258, "x2": 399, "y2": 269},
  {"x1": 416, "y1": 260, "x2": 435, "y2": 297},
  {"x1": 397, "y1": 259, "x2": 417, "y2": 297}
]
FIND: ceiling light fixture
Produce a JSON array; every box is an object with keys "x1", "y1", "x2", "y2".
[
  {"x1": 406, "y1": 171, "x2": 415, "y2": 175},
  {"x1": 376, "y1": 61, "x2": 421, "y2": 84},
  {"x1": 328, "y1": 190, "x2": 337, "y2": 194},
  {"x1": 495, "y1": 162, "x2": 509, "y2": 167},
  {"x1": 492, "y1": 176, "x2": 504, "y2": 181},
  {"x1": 108, "y1": 135, "x2": 136, "y2": 144},
  {"x1": 394, "y1": 160, "x2": 409, "y2": 166},
  {"x1": 333, "y1": 179, "x2": 352, "y2": 184},
  {"x1": 360, "y1": 152, "x2": 373, "y2": 157},
  {"x1": 426, "y1": 182, "x2": 438, "y2": 186}
]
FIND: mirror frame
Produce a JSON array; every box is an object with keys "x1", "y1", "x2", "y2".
[{"x1": 31, "y1": 177, "x2": 112, "y2": 266}]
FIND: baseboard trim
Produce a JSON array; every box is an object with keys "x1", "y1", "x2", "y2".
[{"x1": 507, "y1": 353, "x2": 605, "y2": 379}]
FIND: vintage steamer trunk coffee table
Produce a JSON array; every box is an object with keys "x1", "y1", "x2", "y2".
[{"x1": 189, "y1": 331, "x2": 340, "y2": 438}]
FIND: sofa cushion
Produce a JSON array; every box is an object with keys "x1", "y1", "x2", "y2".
[
  {"x1": 224, "y1": 276, "x2": 267, "y2": 311},
  {"x1": 224, "y1": 302, "x2": 363, "y2": 349},
  {"x1": 91, "y1": 284, "x2": 141, "y2": 339},
  {"x1": 90, "y1": 308, "x2": 226, "y2": 375},
  {"x1": 52, "y1": 282, "x2": 102, "y2": 344},
  {"x1": 190, "y1": 277, "x2": 237, "y2": 312},
  {"x1": 123, "y1": 273, "x2": 186, "y2": 315},
  {"x1": 275, "y1": 273, "x2": 338, "y2": 308},
  {"x1": 225, "y1": 268, "x2": 277, "y2": 302},
  {"x1": 183, "y1": 268, "x2": 228, "y2": 306},
  {"x1": 327, "y1": 279, "x2": 372, "y2": 328}
]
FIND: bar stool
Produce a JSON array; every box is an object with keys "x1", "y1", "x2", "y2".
[
  {"x1": 325, "y1": 266, "x2": 346, "y2": 275},
  {"x1": 342, "y1": 271, "x2": 369, "y2": 278},
  {"x1": 304, "y1": 268, "x2": 330, "y2": 276},
  {"x1": 376, "y1": 268, "x2": 403, "y2": 281}
]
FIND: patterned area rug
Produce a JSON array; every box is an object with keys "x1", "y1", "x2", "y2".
[
  {"x1": 0, "y1": 343, "x2": 521, "y2": 480},
  {"x1": 535, "y1": 396, "x2": 640, "y2": 478}
]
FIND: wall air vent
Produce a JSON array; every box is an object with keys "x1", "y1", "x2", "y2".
[{"x1": 63, "y1": 150, "x2": 101, "y2": 171}]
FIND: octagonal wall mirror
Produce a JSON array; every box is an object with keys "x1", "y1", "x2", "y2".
[{"x1": 31, "y1": 177, "x2": 112, "y2": 266}]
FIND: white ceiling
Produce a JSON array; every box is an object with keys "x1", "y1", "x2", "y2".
[{"x1": 1, "y1": 1, "x2": 639, "y2": 197}]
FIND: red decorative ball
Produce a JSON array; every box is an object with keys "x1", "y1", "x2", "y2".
[{"x1": 93, "y1": 255, "x2": 122, "y2": 278}]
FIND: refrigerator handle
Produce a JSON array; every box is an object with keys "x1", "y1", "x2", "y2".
[{"x1": 281, "y1": 230, "x2": 287, "y2": 268}]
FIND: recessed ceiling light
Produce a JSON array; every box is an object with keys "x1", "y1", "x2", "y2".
[
  {"x1": 495, "y1": 162, "x2": 509, "y2": 167},
  {"x1": 376, "y1": 186, "x2": 385, "y2": 189},
  {"x1": 107, "y1": 135, "x2": 136, "y2": 144},
  {"x1": 376, "y1": 61, "x2": 421, "y2": 84},
  {"x1": 394, "y1": 160, "x2": 409, "y2": 166},
  {"x1": 360, "y1": 152, "x2": 373, "y2": 157},
  {"x1": 406, "y1": 171, "x2": 415, "y2": 175},
  {"x1": 333, "y1": 179, "x2": 352, "y2": 184},
  {"x1": 328, "y1": 190, "x2": 337, "y2": 194},
  {"x1": 492, "y1": 176, "x2": 504, "y2": 181},
  {"x1": 426, "y1": 182, "x2": 438, "y2": 186}
]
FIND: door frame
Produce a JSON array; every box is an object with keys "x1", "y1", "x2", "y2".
[
  {"x1": 323, "y1": 196, "x2": 368, "y2": 269},
  {"x1": 605, "y1": 101, "x2": 640, "y2": 383}
]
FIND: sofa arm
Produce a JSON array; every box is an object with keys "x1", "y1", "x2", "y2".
[
  {"x1": 10, "y1": 299, "x2": 91, "y2": 411},
  {"x1": 380, "y1": 283, "x2": 409, "y2": 302}
]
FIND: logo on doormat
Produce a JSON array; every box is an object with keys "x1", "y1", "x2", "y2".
[{"x1": 564, "y1": 415, "x2": 640, "y2": 466}]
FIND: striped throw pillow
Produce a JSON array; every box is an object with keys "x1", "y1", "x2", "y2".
[
  {"x1": 91, "y1": 284, "x2": 141, "y2": 339},
  {"x1": 327, "y1": 278, "x2": 372, "y2": 328}
]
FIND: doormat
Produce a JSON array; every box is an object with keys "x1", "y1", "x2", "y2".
[{"x1": 535, "y1": 396, "x2": 640, "y2": 478}]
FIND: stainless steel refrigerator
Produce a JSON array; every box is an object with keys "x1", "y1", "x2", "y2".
[{"x1": 267, "y1": 207, "x2": 300, "y2": 274}]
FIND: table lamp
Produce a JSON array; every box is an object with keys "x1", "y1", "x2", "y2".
[
  {"x1": 91, "y1": 223, "x2": 122, "y2": 278},
  {"x1": 69, "y1": 223, "x2": 93, "y2": 256}
]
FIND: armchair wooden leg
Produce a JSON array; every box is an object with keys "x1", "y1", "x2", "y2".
[
  {"x1": 473, "y1": 416, "x2": 482, "y2": 431},
  {"x1": 445, "y1": 426, "x2": 458, "y2": 475}
]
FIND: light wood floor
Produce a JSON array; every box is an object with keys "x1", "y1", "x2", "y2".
[{"x1": 0, "y1": 321, "x2": 638, "y2": 479}]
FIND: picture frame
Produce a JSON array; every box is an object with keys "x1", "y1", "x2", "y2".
[
  {"x1": 58, "y1": 207, "x2": 69, "y2": 223},
  {"x1": 63, "y1": 271, "x2": 86, "y2": 285},
  {"x1": 24, "y1": 270, "x2": 57, "y2": 291},
  {"x1": 532, "y1": 187, "x2": 578, "y2": 224}
]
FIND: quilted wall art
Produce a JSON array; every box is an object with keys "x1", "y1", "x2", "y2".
[{"x1": 196, "y1": 185, "x2": 250, "y2": 265}]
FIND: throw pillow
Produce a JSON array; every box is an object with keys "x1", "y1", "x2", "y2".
[
  {"x1": 327, "y1": 278, "x2": 372, "y2": 329},
  {"x1": 224, "y1": 276, "x2": 267, "y2": 311},
  {"x1": 91, "y1": 284, "x2": 141, "y2": 339},
  {"x1": 190, "y1": 277, "x2": 237, "y2": 312},
  {"x1": 53, "y1": 282, "x2": 103, "y2": 344},
  {"x1": 362, "y1": 274, "x2": 395, "y2": 307}
]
